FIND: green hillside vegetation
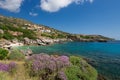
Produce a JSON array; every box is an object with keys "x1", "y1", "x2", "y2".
[
  {"x1": 0, "y1": 14, "x2": 112, "y2": 42},
  {"x1": 0, "y1": 23, "x2": 37, "y2": 40},
  {"x1": 41, "y1": 32, "x2": 67, "y2": 39},
  {"x1": 0, "y1": 15, "x2": 69, "y2": 40}
]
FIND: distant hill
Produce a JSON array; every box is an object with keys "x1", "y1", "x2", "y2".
[{"x1": 0, "y1": 14, "x2": 113, "y2": 43}]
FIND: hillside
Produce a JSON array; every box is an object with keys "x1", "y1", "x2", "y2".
[
  {"x1": 0, "y1": 14, "x2": 113, "y2": 48},
  {"x1": 0, "y1": 14, "x2": 69, "y2": 39}
]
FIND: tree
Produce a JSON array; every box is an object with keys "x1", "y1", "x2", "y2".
[{"x1": 0, "y1": 48, "x2": 9, "y2": 60}]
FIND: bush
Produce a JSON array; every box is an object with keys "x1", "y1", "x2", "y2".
[
  {"x1": 70, "y1": 56, "x2": 82, "y2": 66},
  {"x1": 65, "y1": 56, "x2": 98, "y2": 80},
  {"x1": 22, "y1": 29, "x2": 37, "y2": 39},
  {"x1": 0, "y1": 33, "x2": 3, "y2": 39},
  {"x1": 41, "y1": 33, "x2": 67, "y2": 39},
  {"x1": 8, "y1": 49, "x2": 25, "y2": 61},
  {"x1": 0, "y1": 48, "x2": 8, "y2": 60},
  {"x1": 65, "y1": 66, "x2": 80, "y2": 80},
  {"x1": 55, "y1": 71, "x2": 67, "y2": 80},
  {"x1": 3, "y1": 31, "x2": 14, "y2": 40},
  {"x1": 0, "y1": 62, "x2": 16, "y2": 80},
  {"x1": 0, "y1": 62, "x2": 16, "y2": 73},
  {"x1": 80, "y1": 35, "x2": 91, "y2": 39},
  {"x1": 25, "y1": 54, "x2": 70, "y2": 80},
  {"x1": 24, "y1": 54, "x2": 97, "y2": 80}
]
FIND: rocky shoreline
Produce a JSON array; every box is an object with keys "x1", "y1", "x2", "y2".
[
  {"x1": 0, "y1": 35, "x2": 112, "y2": 50},
  {"x1": 23, "y1": 37, "x2": 72, "y2": 45},
  {"x1": 67, "y1": 34, "x2": 112, "y2": 42},
  {"x1": 0, "y1": 38, "x2": 72, "y2": 50}
]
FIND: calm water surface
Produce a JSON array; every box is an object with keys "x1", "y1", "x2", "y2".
[{"x1": 17, "y1": 41, "x2": 120, "y2": 80}]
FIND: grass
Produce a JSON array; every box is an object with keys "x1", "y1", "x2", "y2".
[{"x1": 0, "y1": 60, "x2": 30, "y2": 80}]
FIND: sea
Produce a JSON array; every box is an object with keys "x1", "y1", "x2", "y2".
[{"x1": 17, "y1": 41, "x2": 120, "y2": 80}]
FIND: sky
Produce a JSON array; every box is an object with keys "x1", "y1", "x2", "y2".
[{"x1": 0, "y1": 0, "x2": 120, "y2": 39}]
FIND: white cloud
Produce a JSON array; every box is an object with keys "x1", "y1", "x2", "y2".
[
  {"x1": 89, "y1": 0, "x2": 94, "y2": 3},
  {"x1": 29, "y1": 12, "x2": 38, "y2": 16},
  {"x1": 0, "y1": 0, "x2": 24, "y2": 12},
  {"x1": 40, "y1": 0, "x2": 94, "y2": 12},
  {"x1": 84, "y1": 0, "x2": 93, "y2": 3}
]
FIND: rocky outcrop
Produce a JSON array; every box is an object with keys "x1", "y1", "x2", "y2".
[
  {"x1": 67, "y1": 34, "x2": 112, "y2": 42},
  {"x1": 0, "y1": 39, "x2": 23, "y2": 50},
  {"x1": 0, "y1": 29, "x2": 4, "y2": 34},
  {"x1": 20, "y1": 49, "x2": 33, "y2": 56},
  {"x1": 97, "y1": 74, "x2": 107, "y2": 80},
  {"x1": 23, "y1": 37, "x2": 71, "y2": 46}
]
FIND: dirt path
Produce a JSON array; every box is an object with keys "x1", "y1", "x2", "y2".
[
  {"x1": 0, "y1": 61, "x2": 31, "y2": 80},
  {"x1": 14, "y1": 62, "x2": 27, "y2": 80}
]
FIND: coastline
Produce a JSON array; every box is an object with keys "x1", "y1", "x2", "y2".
[
  {"x1": 0, "y1": 38, "x2": 72, "y2": 50},
  {"x1": 1, "y1": 39, "x2": 119, "y2": 80},
  {"x1": 15, "y1": 41, "x2": 120, "y2": 80},
  {"x1": 0, "y1": 36, "x2": 112, "y2": 50}
]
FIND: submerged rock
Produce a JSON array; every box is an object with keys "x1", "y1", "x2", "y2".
[
  {"x1": 97, "y1": 74, "x2": 107, "y2": 80},
  {"x1": 20, "y1": 49, "x2": 33, "y2": 56}
]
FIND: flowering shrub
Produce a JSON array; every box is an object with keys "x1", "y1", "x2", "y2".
[
  {"x1": 25, "y1": 54, "x2": 97, "y2": 80},
  {"x1": 25, "y1": 53, "x2": 70, "y2": 79},
  {"x1": 0, "y1": 62, "x2": 16, "y2": 73},
  {"x1": 55, "y1": 71, "x2": 67, "y2": 80}
]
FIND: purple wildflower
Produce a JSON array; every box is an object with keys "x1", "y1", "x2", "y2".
[
  {"x1": 8, "y1": 62, "x2": 16, "y2": 69},
  {"x1": 26, "y1": 54, "x2": 70, "y2": 78},
  {"x1": 0, "y1": 62, "x2": 16, "y2": 72},
  {"x1": 0, "y1": 63, "x2": 9, "y2": 72},
  {"x1": 56, "y1": 71, "x2": 67, "y2": 80}
]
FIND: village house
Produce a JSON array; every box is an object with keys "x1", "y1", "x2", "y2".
[{"x1": 24, "y1": 24, "x2": 51, "y2": 33}]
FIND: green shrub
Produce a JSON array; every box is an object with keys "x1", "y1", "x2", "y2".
[
  {"x1": 80, "y1": 35, "x2": 91, "y2": 39},
  {"x1": 0, "y1": 33, "x2": 3, "y2": 39},
  {"x1": 8, "y1": 49, "x2": 25, "y2": 61},
  {"x1": 3, "y1": 31, "x2": 14, "y2": 40},
  {"x1": 41, "y1": 33, "x2": 55, "y2": 39},
  {"x1": 0, "y1": 48, "x2": 8, "y2": 60},
  {"x1": 70, "y1": 56, "x2": 82, "y2": 66},
  {"x1": 66, "y1": 56, "x2": 98, "y2": 80},
  {"x1": 22, "y1": 29, "x2": 37, "y2": 39},
  {"x1": 57, "y1": 34, "x2": 66, "y2": 38},
  {"x1": 65, "y1": 66, "x2": 80, "y2": 80}
]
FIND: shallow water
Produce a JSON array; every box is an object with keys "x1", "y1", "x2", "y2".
[{"x1": 17, "y1": 41, "x2": 120, "y2": 80}]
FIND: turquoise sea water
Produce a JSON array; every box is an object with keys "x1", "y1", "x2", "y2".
[{"x1": 17, "y1": 41, "x2": 120, "y2": 80}]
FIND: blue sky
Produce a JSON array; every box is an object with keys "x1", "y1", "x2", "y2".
[{"x1": 0, "y1": 0, "x2": 120, "y2": 39}]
